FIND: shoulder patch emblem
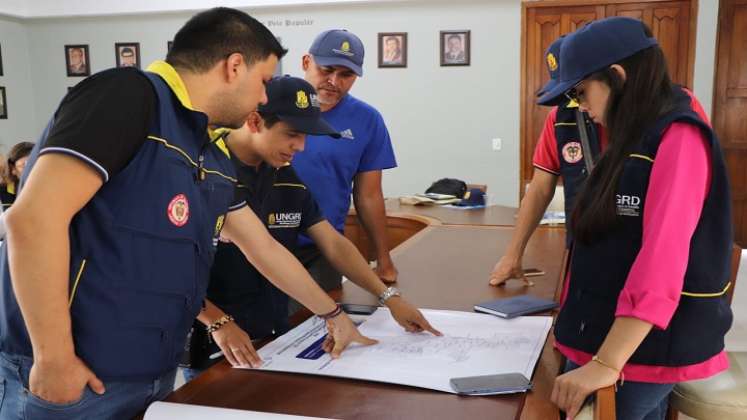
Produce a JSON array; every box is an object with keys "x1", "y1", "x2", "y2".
[
  {"x1": 167, "y1": 194, "x2": 190, "y2": 227},
  {"x1": 562, "y1": 142, "x2": 583, "y2": 164}
]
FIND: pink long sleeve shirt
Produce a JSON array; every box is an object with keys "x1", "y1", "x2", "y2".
[{"x1": 556, "y1": 122, "x2": 729, "y2": 383}]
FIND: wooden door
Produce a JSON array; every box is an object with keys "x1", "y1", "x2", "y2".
[
  {"x1": 713, "y1": 0, "x2": 747, "y2": 246},
  {"x1": 521, "y1": 5, "x2": 604, "y2": 188},
  {"x1": 606, "y1": 1, "x2": 694, "y2": 87},
  {"x1": 521, "y1": 0, "x2": 698, "y2": 194}
]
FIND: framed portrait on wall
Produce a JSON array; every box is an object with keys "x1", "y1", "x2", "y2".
[
  {"x1": 0, "y1": 87, "x2": 7, "y2": 119},
  {"x1": 115, "y1": 42, "x2": 141, "y2": 68},
  {"x1": 378, "y1": 32, "x2": 407, "y2": 68},
  {"x1": 65, "y1": 44, "x2": 90, "y2": 77},
  {"x1": 440, "y1": 30, "x2": 470, "y2": 66}
]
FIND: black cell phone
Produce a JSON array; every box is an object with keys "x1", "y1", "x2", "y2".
[
  {"x1": 523, "y1": 268, "x2": 546, "y2": 277},
  {"x1": 341, "y1": 303, "x2": 378, "y2": 315},
  {"x1": 450, "y1": 373, "x2": 532, "y2": 395}
]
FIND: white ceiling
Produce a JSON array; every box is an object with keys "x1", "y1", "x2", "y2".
[{"x1": 1, "y1": 0, "x2": 399, "y2": 18}]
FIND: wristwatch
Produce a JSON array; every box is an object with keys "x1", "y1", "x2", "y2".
[{"x1": 378, "y1": 286, "x2": 401, "y2": 305}]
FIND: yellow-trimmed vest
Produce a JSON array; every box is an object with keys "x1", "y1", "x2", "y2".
[
  {"x1": 555, "y1": 88, "x2": 734, "y2": 366},
  {"x1": 0, "y1": 67, "x2": 236, "y2": 380},
  {"x1": 555, "y1": 101, "x2": 601, "y2": 246}
]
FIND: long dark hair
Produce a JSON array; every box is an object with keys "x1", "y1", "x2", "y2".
[{"x1": 570, "y1": 28, "x2": 675, "y2": 244}]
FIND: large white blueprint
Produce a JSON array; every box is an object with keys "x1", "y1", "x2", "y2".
[{"x1": 248, "y1": 308, "x2": 552, "y2": 393}]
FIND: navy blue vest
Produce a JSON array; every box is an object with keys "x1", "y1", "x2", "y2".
[
  {"x1": 555, "y1": 104, "x2": 601, "y2": 246},
  {"x1": 555, "y1": 90, "x2": 734, "y2": 366},
  {"x1": 0, "y1": 71, "x2": 236, "y2": 381}
]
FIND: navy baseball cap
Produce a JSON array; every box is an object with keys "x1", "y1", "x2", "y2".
[
  {"x1": 537, "y1": 17, "x2": 658, "y2": 106},
  {"x1": 455, "y1": 188, "x2": 486, "y2": 207},
  {"x1": 536, "y1": 35, "x2": 565, "y2": 98},
  {"x1": 258, "y1": 76, "x2": 340, "y2": 138},
  {"x1": 309, "y1": 29, "x2": 365, "y2": 76}
]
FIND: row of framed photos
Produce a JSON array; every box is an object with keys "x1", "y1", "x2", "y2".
[
  {"x1": 64, "y1": 42, "x2": 157, "y2": 77},
  {"x1": 61, "y1": 29, "x2": 471, "y2": 77},
  {"x1": 378, "y1": 30, "x2": 471, "y2": 68}
]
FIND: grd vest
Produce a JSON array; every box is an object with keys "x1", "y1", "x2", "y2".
[{"x1": 555, "y1": 88, "x2": 734, "y2": 366}]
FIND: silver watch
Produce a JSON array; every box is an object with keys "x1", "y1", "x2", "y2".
[{"x1": 378, "y1": 286, "x2": 401, "y2": 305}]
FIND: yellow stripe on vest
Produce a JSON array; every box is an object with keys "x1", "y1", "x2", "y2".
[
  {"x1": 629, "y1": 154, "x2": 654, "y2": 163},
  {"x1": 681, "y1": 282, "x2": 731, "y2": 298},
  {"x1": 68, "y1": 259, "x2": 87, "y2": 308},
  {"x1": 147, "y1": 135, "x2": 237, "y2": 183}
]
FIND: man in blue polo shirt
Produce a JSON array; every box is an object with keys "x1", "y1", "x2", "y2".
[
  {"x1": 293, "y1": 29, "x2": 398, "y2": 297},
  {"x1": 185, "y1": 76, "x2": 439, "y2": 379}
]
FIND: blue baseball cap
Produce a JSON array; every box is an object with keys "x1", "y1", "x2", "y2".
[
  {"x1": 537, "y1": 17, "x2": 658, "y2": 106},
  {"x1": 309, "y1": 29, "x2": 365, "y2": 76},
  {"x1": 536, "y1": 35, "x2": 565, "y2": 98},
  {"x1": 258, "y1": 76, "x2": 340, "y2": 138},
  {"x1": 455, "y1": 188, "x2": 486, "y2": 207}
]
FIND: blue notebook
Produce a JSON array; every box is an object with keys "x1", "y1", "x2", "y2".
[{"x1": 474, "y1": 295, "x2": 558, "y2": 319}]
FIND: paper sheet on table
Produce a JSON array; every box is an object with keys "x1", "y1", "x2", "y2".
[
  {"x1": 144, "y1": 401, "x2": 338, "y2": 420},
  {"x1": 247, "y1": 308, "x2": 552, "y2": 394}
]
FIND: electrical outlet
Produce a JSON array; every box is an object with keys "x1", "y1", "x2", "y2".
[{"x1": 492, "y1": 138, "x2": 502, "y2": 151}]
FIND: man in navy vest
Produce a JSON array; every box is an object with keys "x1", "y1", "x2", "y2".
[
  {"x1": 292, "y1": 30, "x2": 399, "y2": 299},
  {"x1": 488, "y1": 36, "x2": 602, "y2": 287},
  {"x1": 0, "y1": 8, "x2": 373, "y2": 419}
]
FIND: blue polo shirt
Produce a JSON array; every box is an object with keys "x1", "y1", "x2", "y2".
[{"x1": 292, "y1": 94, "x2": 397, "y2": 247}]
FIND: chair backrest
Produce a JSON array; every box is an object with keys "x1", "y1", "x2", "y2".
[{"x1": 726, "y1": 242, "x2": 743, "y2": 306}]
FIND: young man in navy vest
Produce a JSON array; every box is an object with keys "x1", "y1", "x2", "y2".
[
  {"x1": 0, "y1": 8, "x2": 373, "y2": 419},
  {"x1": 292, "y1": 30, "x2": 399, "y2": 299},
  {"x1": 186, "y1": 76, "x2": 440, "y2": 379},
  {"x1": 489, "y1": 36, "x2": 602, "y2": 287}
]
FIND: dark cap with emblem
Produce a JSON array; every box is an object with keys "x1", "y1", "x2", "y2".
[
  {"x1": 537, "y1": 17, "x2": 658, "y2": 106},
  {"x1": 309, "y1": 29, "x2": 365, "y2": 76},
  {"x1": 258, "y1": 76, "x2": 341, "y2": 138},
  {"x1": 536, "y1": 35, "x2": 565, "y2": 103}
]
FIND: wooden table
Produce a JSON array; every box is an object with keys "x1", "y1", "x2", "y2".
[
  {"x1": 158, "y1": 224, "x2": 567, "y2": 420},
  {"x1": 384, "y1": 198, "x2": 519, "y2": 227}
]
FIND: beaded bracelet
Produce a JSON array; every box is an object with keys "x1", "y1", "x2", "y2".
[
  {"x1": 318, "y1": 304, "x2": 343, "y2": 320},
  {"x1": 206, "y1": 314, "x2": 235, "y2": 341}
]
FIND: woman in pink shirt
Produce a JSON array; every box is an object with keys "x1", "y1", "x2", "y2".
[{"x1": 536, "y1": 17, "x2": 734, "y2": 420}]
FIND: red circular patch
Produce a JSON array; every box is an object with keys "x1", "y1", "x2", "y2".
[
  {"x1": 562, "y1": 142, "x2": 583, "y2": 164},
  {"x1": 167, "y1": 194, "x2": 190, "y2": 227}
]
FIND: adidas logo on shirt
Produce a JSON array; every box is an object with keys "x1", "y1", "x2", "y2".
[{"x1": 339, "y1": 129, "x2": 355, "y2": 140}]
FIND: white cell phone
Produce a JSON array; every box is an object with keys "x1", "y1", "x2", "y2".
[{"x1": 450, "y1": 373, "x2": 532, "y2": 395}]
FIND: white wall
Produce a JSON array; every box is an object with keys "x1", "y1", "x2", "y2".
[
  {"x1": 0, "y1": 15, "x2": 37, "y2": 152},
  {"x1": 22, "y1": 0, "x2": 522, "y2": 204},
  {"x1": 0, "y1": 1, "x2": 28, "y2": 18},
  {"x1": 2, "y1": 0, "x2": 405, "y2": 18},
  {"x1": 693, "y1": 0, "x2": 719, "y2": 119},
  {"x1": 1, "y1": 0, "x2": 724, "y2": 205}
]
